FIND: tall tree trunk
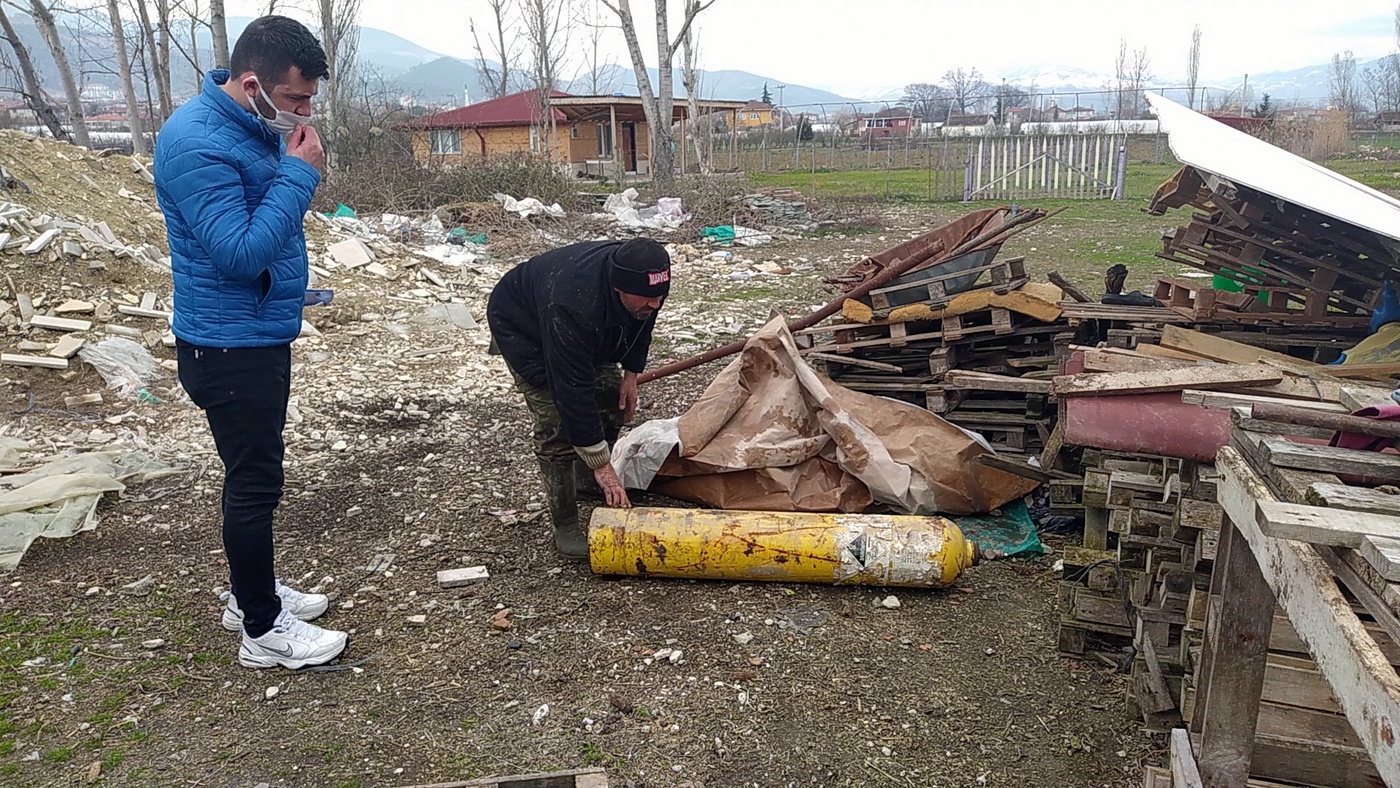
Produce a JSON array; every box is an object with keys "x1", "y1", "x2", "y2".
[
  {"x1": 0, "y1": 4, "x2": 68, "y2": 140},
  {"x1": 29, "y1": 0, "x2": 88, "y2": 145},
  {"x1": 134, "y1": 1, "x2": 171, "y2": 125},
  {"x1": 106, "y1": 0, "x2": 147, "y2": 155},
  {"x1": 210, "y1": 0, "x2": 229, "y2": 69},
  {"x1": 156, "y1": 0, "x2": 172, "y2": 121},
  {"x1": 680, "y1": 7, "x2": 709, "y2": 174}
]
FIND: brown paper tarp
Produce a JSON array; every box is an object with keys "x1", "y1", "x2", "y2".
[{"x1": 650, "y1": 317, "x2": 1038, "y2": 514}]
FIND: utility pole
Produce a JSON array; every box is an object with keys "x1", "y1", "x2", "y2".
[{"x1": 775, "y1": 84, "x2": 786, "y2": 131}]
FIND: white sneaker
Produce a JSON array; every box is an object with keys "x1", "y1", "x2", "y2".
[
  {"x1": 221, "y1": 580, "x2": 329, "y2": 632},
  {"x1": 238, "y1": 609, "x2": 348, "y2": 670}
]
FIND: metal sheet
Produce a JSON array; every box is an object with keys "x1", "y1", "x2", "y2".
[{"x1": 1147, "y1": 93, "x2": 1400, "y2": 246}]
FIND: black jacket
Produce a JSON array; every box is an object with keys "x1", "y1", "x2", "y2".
[{"x1": 486, "y1": 241, "x2": 660, "y2": 449}]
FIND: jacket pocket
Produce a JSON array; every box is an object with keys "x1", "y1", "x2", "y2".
[{"x1": 255, "y1": 268, "x2": 273, "y2": 312}]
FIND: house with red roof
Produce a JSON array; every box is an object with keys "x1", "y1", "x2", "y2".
[{"x1": 398, "y1": 88, "x2": 748, "y2": 177}]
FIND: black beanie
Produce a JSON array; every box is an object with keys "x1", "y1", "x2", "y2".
[{"x1": 609, "y1": 238, "x2": 671, "y2": 298}]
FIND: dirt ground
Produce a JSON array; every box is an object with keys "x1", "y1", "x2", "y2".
[{"x1": 1, "y1": 199, "x2": 1165, "y2": 787}]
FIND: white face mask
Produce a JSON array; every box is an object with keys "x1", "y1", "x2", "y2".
[{"x1": 250, "y1": 79, "x2": 311, "y2": 135}]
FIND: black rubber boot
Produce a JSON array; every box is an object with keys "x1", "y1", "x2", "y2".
[
  {"x1": 575, "y1": 460, "x2": 606, "y2": 501},
  {"x1": 539, "y1": 460, "x2": 588, "y2": 559}
]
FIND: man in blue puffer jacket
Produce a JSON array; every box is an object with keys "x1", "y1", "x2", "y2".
[{"x1": 155, "y1": 15, "x2": 346, "y2": 670}]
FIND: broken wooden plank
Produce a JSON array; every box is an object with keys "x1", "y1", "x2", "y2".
[
  {"x1": 1259, "y1": 437, "x2": 1400, "y2": 484},
  {"x1": 1254, "y1": 499, "x2": 1400, "y2": 547},
  {"x1": 1306, "y1": 483, "x2": 1400, "y2": 516},
  {"x1": 1170, "y1": 728, "x2": 1204, "y2": 788},
  {"x1": 805, "y1": 352, "x2": 905, "y2": 374},
  {"x1": 1, "y1": 353, "x2": 68, "y2": 369},
  {"x1": 27, "y1": 314, "x2": 91, "y2": 332},
  {"x1": 1249, "y1": 401, "x2": 1400, "y2": 438},
  {"x1": 1054, "y1": 365, "x2": 1283, "y2": 397},
  {"x1": 944, "y1": 370, "x2": 1052, "y2": 394},
  {"x1": 975, "y1": 453, "x2": 1075, "y2": 483},
  {"x1": 1160, "y1": 325, "x2": 1315, "y2": 368},
  {"x1": 1360, "y1": 537, "x2": 1400, "y2": 583},
  {"x1": 1188, "y1": 390, "x2": 1348, "y2": 413},
  {"x1": 1217, "y1": 445, "x2": 1400, "y2": 786}
]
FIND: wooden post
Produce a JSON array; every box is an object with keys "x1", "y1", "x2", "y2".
[
  {"x1": 1195, "y1": 516, "x2": 1275, "y2": 786},
  {"x1": 679, "y1": 111, "x2": 687, "y2": 176},
  {"x1": 609, "y1": 103, "x2": 620, "y2": 184},
  {"x1": 730, "y1": 109, "x2": 737, "y2": 170}
]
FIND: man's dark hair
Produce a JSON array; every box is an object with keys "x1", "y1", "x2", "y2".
[{"x1": 229, "y1": 15, "x2": 329, "y2": 85}]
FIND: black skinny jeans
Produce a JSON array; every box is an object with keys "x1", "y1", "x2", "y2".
[{"x1": 177, "y1": 340, "x2": 290, "y2": 638}]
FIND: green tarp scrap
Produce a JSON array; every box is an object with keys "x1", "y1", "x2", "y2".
[{"x1": 952, "y1": 498, "x2": 1044, "y2": 559}]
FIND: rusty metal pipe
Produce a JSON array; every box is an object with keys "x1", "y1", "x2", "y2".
[{"x1": 639, "y1": 207, "x2": 1059, "y2": 385}]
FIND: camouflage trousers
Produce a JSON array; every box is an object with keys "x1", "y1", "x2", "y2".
[{"x1": 508, "y1": 364, "x2": 625, "y2": 462}]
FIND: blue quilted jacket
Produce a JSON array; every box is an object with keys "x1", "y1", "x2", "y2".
[{"x1": 154, "y1": 69, "x2": 320, "y2": 348}]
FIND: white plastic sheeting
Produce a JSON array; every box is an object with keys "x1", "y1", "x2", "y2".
[{"x1": 1146, "y1": 92, "x2": 1400, "y2": 246}]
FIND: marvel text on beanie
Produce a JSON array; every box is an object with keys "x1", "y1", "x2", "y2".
[{"x1": 609, "y1": 238, "x2": 671, "y2": 298}]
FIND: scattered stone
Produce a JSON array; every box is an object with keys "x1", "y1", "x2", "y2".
[
  {"x1": 121, "y1": 575, "x2": 156, "y2": 596},
  {"x1": 880, "y1": 595, "x2": 901, "y2": 609},
  {"x1": 532, "y1": 703, "x2": 549, "y2": 725},
  {"x1": 55, "y1": 299, "x2": 94, "y2": 314},
  {"x1": 328, "y1": 238, "x2": 374, "y2": 268},
  {"x1": 491, "y1": 608, "x2": 513, "y2": 631},
  {"x1": 85, "y1": 760, "x2": 101, "y2": 783},
  {"x1": 28, "y1": 314, "x2": 92, "y2": 332},
  {"x1": 84, "y1": 586, "x2": 102, "y2": 596},
  {"x1": 437, "y1": 566, "x2": 489, "y2": 588},
  {"x1": 406, "y1": 614, "x2": 427, "y2": 626},
  {"x1": 732, "y1": 631, "x2": 754, "y2": 645},
  {"x1": 49, "y1": 335, "x2": 86, "y2": 359},
  {"x1": 141, "y1": 639, "x2": 165, "y2": 649},
  {"x1": 264, "y1": 685, "x2": 279, "y2": 700}
]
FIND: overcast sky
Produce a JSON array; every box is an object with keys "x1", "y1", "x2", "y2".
[{"x1": 227, "y1": 0, "x2": 1400, "y2": 94}]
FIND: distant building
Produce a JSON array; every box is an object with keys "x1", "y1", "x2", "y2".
[
  {"x1": 1376, "y1": 111, "x2": 1400, "y2": 131},
  {"x1": 848, "y1": 106, "x2": 915, "y2": 139},
  {"x1": 735, "y1": 100, "x2": 775, "y2": 128}
]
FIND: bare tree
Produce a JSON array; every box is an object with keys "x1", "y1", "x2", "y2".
[
  {"x1": 170, "y1": 0, "x2": 208, "y2": 84},
  {"x1": 1127, "y1": 45, "x2": 1151, "y2": 118},
  {"x1": 602, "y1": 0, "x2": 714, "y2": 191},
  {"x1": 575, "y1": 0, "x2": 617, "y2": 93},
  {"x1": 520, "y1": 0, "x2": 569, "y2": 161},
  {"x1": 128, "y1": 0, "x2": 172, "y2": 124},
  {"x1": 471, "y1": 0, "x2": 517, "y2": 100},
  {"x1": 679, "y1": 2, "x2": 709, "y2": 174},
  {"x1": 105, "y1": 0, "x2": 146, "y2": 154},
  {"x1": 22, "y1": 0, "x2": 89, "y2": 144},
  {"x1": 210, "y1": 0, "x2": 228, "y2": 68},
  {"x1": 318, "y1": 0, "x2": 362, "y2": 168},
  {"x1": 1363, "y1": 64, "x2": 1394, "y2": 115},
  {"x1": 901, "y1": 82, "x2": 949, "y2": 121},
  {"x1": 1330, "y1": 50, "x2": 1358, "y2": 121},
  {"x1": 1186, "y1": 23, "x2": 1202, "y2": 110},
  {"x1": 0, "y1": 3, "x2": 67, "y2": 138},
  {"x1": 941, "y1": 67, "x2": 984, "y2": 115}
]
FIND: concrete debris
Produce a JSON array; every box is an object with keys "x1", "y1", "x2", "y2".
[
  {"x1": 22, "y1": 228, "x2": 60, "y2": 254},
  {"x1": 121, "y1": 575, "x2": 156, "y2": 595},
  {"x1": 437, "y1": 566, "x2": 489, "y2": 588},
  {"x1": 1, "y1": 352, "x2": 67, "y2": 369},
  {"x1": 328, "y1": 238, "x2": 374, "y2": 269},
  {"x1": 55, "y1": 299, "x2": 94, "y2": 314},
  {"x1": 29, "y1": 315, "x2": 92, "y2": 332},
  {"x1": 48, "y1": 335, "x2": 86, "y2": 359}
]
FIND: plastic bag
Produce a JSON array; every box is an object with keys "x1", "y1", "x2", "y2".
[{"x1": 77, "y1": 338, "x2": 161, "y2": 399}]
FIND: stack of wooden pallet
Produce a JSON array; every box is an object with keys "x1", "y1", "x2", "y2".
[
  {"x1": 1053, "y1": 327, "x2": 1400, "y2": 748},
  {"x1": 1154, "y1": 393, "x2": 1400, "y2": 788},
  {"x1": 1148, "y1": 164, "x2": 1400, "y2": 328},
  {"x1": 802, "y1": 260, "x2": 1072, "y2": 454}
]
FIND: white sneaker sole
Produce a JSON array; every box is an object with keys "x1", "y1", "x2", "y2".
[
  {"x1": 221, "y1": 599, "x2": 330, "y2": 632},
  {"x1": 237, "y1": 636, "x2": 348, "y2": 670}
]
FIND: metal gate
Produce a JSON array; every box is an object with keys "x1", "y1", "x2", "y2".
[{"x1": 965, "y1": 134, "x2": 1127, "y2": 201}]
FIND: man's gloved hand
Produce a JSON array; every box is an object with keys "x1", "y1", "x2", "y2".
[{"x1": 1372, "y1": 280, "x2": 1400, "y2": 334}]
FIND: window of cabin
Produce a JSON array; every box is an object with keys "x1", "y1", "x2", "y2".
[{"x1": 429, "y1": 129, "x2": 461, "y2": 155}]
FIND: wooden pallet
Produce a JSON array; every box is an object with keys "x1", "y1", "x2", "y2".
[{"x1": 865, "y1": 256, "x2": 1028, "y2": 310}]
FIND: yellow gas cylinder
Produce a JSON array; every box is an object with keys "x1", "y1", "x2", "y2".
[{"x1": 588, "y1": 507, "x2": 976, "y2": 588}]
